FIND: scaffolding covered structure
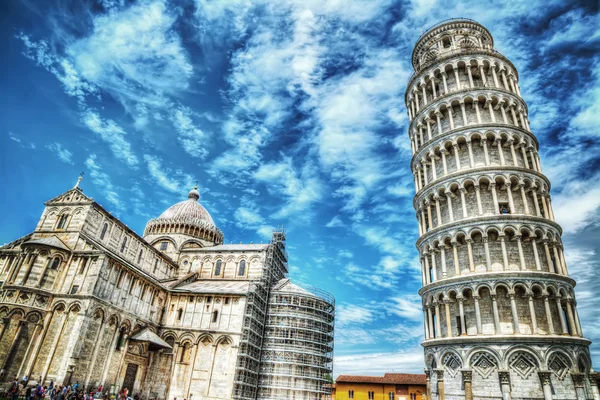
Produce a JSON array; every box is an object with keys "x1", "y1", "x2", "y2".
[
  {"x1": 232, "y1": 228, "x2": 289, "y2": 400},
  {"x1": 257, "y1": 279, "x2": 335, "y2": 400}
]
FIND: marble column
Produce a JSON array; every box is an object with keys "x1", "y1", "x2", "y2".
[
  {"x1": 509, "y1": 293, "x2": 520, "y2": 333},
  {"x1": 436, "y1": 369, "x2": 445, "y2": 400},
  {"x1": 492, "y1": 295, "x2": 501, "y2": 334},
  {"x1": 543, "y1": 295, "x2": 555, "y2": 335},
  {"x1": 499, "y1": 370, "x2": 512, "y2": 400},
  {"x1": 572, "y1": 373, "x2": 587, "y2": 400},
  {"x1": 538, "y1": 371, "x2": 553, "y2": 400},
  {"x1": 462, "y1": 370, "x2": 473, "y2": 400}
]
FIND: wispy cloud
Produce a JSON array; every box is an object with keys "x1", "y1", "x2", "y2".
[
  {"x1": 46, "y1": 142, "x2": 74, "y2": 165},
  {"x1": 81, "y1": 110, "x2": 139, "y2": 167},
  {"x1": 84, "y1": 154, "x2": 123, "y2": 211},
  {"x1": 254, "y1": 157, "x2": 323, "y2": 219},
  {"x1": 143, "y1": 154, "x2": 194, "y2": 194},
  {"x1": 170, "y1": 106, "x2": 208, "y2": 159},
  {"x1": 8, "y1": 132, "x2": 36, "y2": 150},
  {"x1": 233, "y1": 199, "x2": 273, "y2": 238}
]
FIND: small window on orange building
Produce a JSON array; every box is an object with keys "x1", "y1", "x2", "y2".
[{"x1": 348, "y1": 390, "x2": 354, "y2": 399}]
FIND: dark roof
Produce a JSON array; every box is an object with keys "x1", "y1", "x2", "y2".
[{"x1": 336, "y1": 373, "x2": 426, "y2": 385}]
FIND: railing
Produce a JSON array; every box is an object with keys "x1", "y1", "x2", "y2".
[{"x1": 419, "y1": 18, "x2": 484, "y2": 37}]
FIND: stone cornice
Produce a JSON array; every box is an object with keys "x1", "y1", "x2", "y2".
[
  {"x1": 410, "y1": 124, "x2": 539, "y2": 168},
  {"x1": 412, "y1": 165, "x2": 551, "y2": 208},
  {"x1": 415, "y1": 214, "x2": 562, "y2": 247},
  {"x1": 407, "y1": 88, "x2": 528, "y2": 134},
  {"x1": 421, "y1": 335, "x2": 591, "y2": 347},
  {"x1": 418, "y1": 270, "x2": 576, "y2": 296}
]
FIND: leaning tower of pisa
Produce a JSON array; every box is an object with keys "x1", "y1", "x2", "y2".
[{"x1": 406, "y1": 19, "x2": 598, "y2": 400}]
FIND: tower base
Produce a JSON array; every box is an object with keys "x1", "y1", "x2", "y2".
[{"x1": 423, "y1": 339, "x2": 599, "y2": 400}]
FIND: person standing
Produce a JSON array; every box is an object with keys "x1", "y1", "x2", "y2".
[
  {"x1": 36, "y1": 382, "x2": 43, "y2": 400},
  {"x1": 25, "y1": 385, "x2": 32, "y2": 400},
  {"x1": 10, "y1": 377, "x2": 20, "y2": 400}
]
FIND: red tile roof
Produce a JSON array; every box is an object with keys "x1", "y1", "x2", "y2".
[{"x1": 336, "y1": 373, "x2": 426, "y2": 385}]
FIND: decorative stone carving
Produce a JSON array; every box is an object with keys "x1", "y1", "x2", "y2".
[
  {"x1": 471, "y1": 351, "x2": 497, "y2": 379},
  {"x1": 538, "y1": 371, "x2": 552, "y2": 386},
  {"x1": 549, "y1": 353, "x2": 571, "y2": 380},
  {"x1": 461, "y1": 369, "x2": 472, "y2": 382},
  {"x1": 509, "y1": 352, "x2": 537, "y2": 379},
  {"x1": 498, "y1": 370, "x2": 511, "y2": 385},
  {"x1": 571, "y1": 372, "x2": 586, "y2": 388},
  {"x1": 443, "y1": 353, "x2": 462, "y2": 377}
]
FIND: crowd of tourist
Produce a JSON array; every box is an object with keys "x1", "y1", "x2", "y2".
[{"x1": 3, "y1": 377, "x2": 138, "y2": 400}]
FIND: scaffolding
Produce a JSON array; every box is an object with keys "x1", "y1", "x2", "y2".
[
  {"x1": 232, "y1": 228, "x2": 289, "y2": 400},
  {"x1": 257, "y1": 280, "x2": 335, "y2": 400}
]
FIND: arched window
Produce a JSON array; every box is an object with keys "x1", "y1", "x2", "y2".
[
  {"x1": 137, "y1": 249, "x2": 143, "y2": 264},
  {"x1": 153, "y1": 259, "x2": 159, "y2": 274},
  {"x1": 212, "y1": 310, "x2": 218, "y2": 323},
  {"x1": 388, "y1": 392, "x2": 395, "y2": 400},
  {"x1": 160, "y1": 241, "x2": 168, "y2": 251},
  {"x1": 100, "y1": 223, "x2": 108, "y2": 240},
  {"x1": 117, "y1": 270, "x2": 125, "y2": 288},
  {"x1": 129, "y1": 279, "x2": 136, "y2": 295},
  {"x1": 49, "y1": 258, "x2": 61, "y2": 270},
  {"x1": 214, "y1": 259, "x2": 222, "y2": 277},
  {"x1": 179, "y1": 343, "x2": 190, "y2": 363},
  {"x1": 116, "y1": 328, "x2": 126, "y2": 351},
  {"x1": 120, "y1": 236, "x2": 128, "y2": 253},
  {"x1": 177, "y1": 308, "x2": 183, "y2": 320},
  {"x1": 165, "y1": 336, "x2": 175, "y2": 354},
  {"x1": 56, "y1": 214, "x2": 69, "y2": 229},
  {"x1": 442, "y1": 36, "x2": 451, "y2": 48},
  {"x1": 238, "y1": 260, "x2": 246, "y2": 276}
]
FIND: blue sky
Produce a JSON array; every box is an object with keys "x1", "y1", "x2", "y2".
[{"x1": 1, "y1": 0, "x2": 599, "y2": 376}]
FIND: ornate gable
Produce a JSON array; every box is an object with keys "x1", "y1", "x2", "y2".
[{"x1": 44, "y1": 187, "x2": 93, "y2": 206}]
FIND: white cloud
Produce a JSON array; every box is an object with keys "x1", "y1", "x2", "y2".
[
  {"x1": 336, "y1": 304, "x2": 374, "y2": 326},
  {"x1": 334, "y1": 349, "x2": 425, "y2": 376},
  {"x1": 17, "y1": 34, "x2": 99, "y2": 102},
  {"x1": 46, "y1": 142, "x2": 74, "y2": 165},
  {"x1": 338, "y1": 249, "x2": 353, "y2": 259},
  {"x1": 84, "y1": 154, "x2": 123, "y2": 211},
  {"x1": 81, "y1": 110, "x2": 139, "y2": 167},
  {"x1": 389, "y1": 295, "x2": 423, "y2": 321},
  {"x1": 234, "y1": 206, "x2": 265, "y2": 226},
  {"x1": 335, "y1": 327, "x2": 377, "y2": 346},
  {"x1": 233, "y1": 200, "x2": 273, "y2": 238},
  {"x1": 143, "y1": 154, "x2": 194, "y2": 194},
  {"x1": 325, "y1": 216, "x2": 345, "y2": 228},
  {"x1": 254, "y1": 157, "x2": 323, "y2": 218},
  {"x1": 8, "y1": 132, "x2": 36, "y2": 149},
  {"x1": 543, "y1": 9, "x2": 600, "y2": 51},
  {"x1": 171, "y1": 106, "x2": 208, "y2": 158},
  {"x1": 68, "y1": 0, "x2": 192, "y2": 105},
  {"x1": 552, "y1": 178, "x2": 600, "y2": 234}
]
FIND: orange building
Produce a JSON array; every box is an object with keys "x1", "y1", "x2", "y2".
[{"x1": 335, "y1": 373, "x2": 426, "y2": 400}]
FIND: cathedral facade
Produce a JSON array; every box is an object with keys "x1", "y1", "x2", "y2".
[
  {"x1": 0, "y1": 181, "x2": 334, "y2": 400},
  {"x1": 406, "y1": 19, "x2": 598, "y2": 400}
]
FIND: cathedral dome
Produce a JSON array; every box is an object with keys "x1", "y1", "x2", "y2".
[
  {"x1": 158, "y1": 188, "x2": 215, "y2": 226},
  {"x1": 144, "y1": 186, "x2": 224, "y2": 245}
]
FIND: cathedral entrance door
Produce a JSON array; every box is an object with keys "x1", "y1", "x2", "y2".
[{"x1": 121, "y1": 363, "x2": 138, "y2": 394}]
